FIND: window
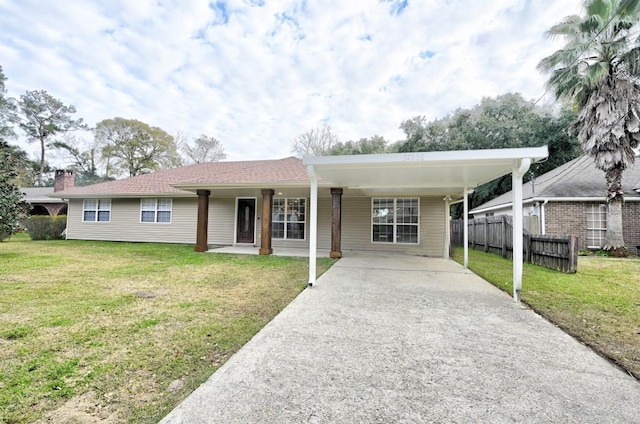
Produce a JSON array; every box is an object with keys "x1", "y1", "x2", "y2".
[
  {"x1": 141, "y1": 199, "x2": 172, "y2": 223},
  {"x1": 586, "y1": 204, "x2": 607, "y2": 248},
  {"x1": 83, "y1": 199, "x2": 111, "y2": 222},
  {"x1": 372, "y1": 198, "x2": 419, "y2": 244},
  {"x1": 272, "y1": 198, "x2": 305, "y2": 240}
]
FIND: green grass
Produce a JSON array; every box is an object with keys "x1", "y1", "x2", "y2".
[
  {"x1": 0, "y1": 234, "x2": 335, "y2": 423},
  {"x1": 453, "y1": 247, "x2": 640, "y2": 379}
]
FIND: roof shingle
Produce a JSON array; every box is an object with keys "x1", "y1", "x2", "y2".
[
  {"x1": 51, "y1": 157, "x2": 310, "y2": 197},
  {"x1": 471, "y1": 154, "x2": 640, "y2": 212}
]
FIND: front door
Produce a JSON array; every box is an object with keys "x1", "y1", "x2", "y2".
[{"x1": 236, "y1": 199, "x2": 256, "y2": 244}]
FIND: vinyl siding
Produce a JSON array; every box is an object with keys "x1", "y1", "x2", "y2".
[
  {"x1": 208, "y1": 198, "x2": 236, "y2": 245},
  {"x1": 66, "y1": 195, "x2": 446, "y2": 256},
  {"x1": 66, "y1": 197, "x2": 197, "y2": 243}
]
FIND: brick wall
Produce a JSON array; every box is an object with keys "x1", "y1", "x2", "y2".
[{"x1": 545, "y1": 201, "x2": 640, "y2": 252}]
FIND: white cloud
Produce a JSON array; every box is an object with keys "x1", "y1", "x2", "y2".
[{"x1": 1, "y1": 0, "x2": 583, "y2": 165}]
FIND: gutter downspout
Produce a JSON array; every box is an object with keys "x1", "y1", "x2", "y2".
[
  {"x1": 307, "y1": 165, "x2": 318, "y2": 287},
  {"x1": 540, "y1": 199, "x2": 549, "y2": 235}
]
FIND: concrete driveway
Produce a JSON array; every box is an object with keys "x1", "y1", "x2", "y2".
[{"x1": 161, "y1": 254, "x2": 640, "y2": 423}]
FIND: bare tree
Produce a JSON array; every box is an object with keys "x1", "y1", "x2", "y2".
[
  {"x1": 182, "y1": 134, "x2": 227, "y2": 164},
  {"x1": 290, "y1": 124, "x2": 338, "y2": 158}
]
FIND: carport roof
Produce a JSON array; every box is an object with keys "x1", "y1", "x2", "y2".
[{"x1": 303, "y1": 146, "x2": 549, "y2": 197}]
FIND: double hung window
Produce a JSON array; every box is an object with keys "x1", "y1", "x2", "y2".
[
  {"x1": 83, "y1": 199, "x2": 111, "y2": 222},
  {"x1": 372, "y1": 198, "x2": 419, "y2": 244},
  {"x1": 586, "y1": 204, "x2": 607, "y2": 248},
  {"x1": 141, "y1": 199, "x2": 172, "y2": 223}
]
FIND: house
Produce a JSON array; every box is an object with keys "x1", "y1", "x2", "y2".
[
  {"x1": 470, "y1": 154, "x2": 640, "y2": 251},
  {"x1": 50, "y1": 147, "x2": 548, "y2": 297},
  {"x1": 21, "y1": 170, "x2": 74, "y2": 216}
]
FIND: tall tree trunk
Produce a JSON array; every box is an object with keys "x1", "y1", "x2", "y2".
[
  {"x1": 604, "y1": 166, "x2": 627, "y2": 256},
  {"x1": 38, "y1": 135, "x2": 45, "y2": 186}
]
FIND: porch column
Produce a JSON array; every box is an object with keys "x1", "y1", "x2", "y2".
[
  {"x1": 463, "y1": 186, "x2": 469, "y2": 268},
  {"x1": 195, "y1": 190, "x2": 210, "y2": 252},
  {"x1": 307, "y1": 166, "x2": 318, "y2": 286},
  {"x1": 330, "y1": 187, "x2": 343, "y2": 259},
  {"x1": 512, "y1": 158, "x2": 531, "y2": 302},
  {"x1": 259, "y1": 189, "x2": 274, "y2": 255}
]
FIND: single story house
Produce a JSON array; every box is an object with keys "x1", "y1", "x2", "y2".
[
  {"x1": 470, "y1": 154, "x2": 640, "y2": 251},
  {"x1": 51, "y1": 147, "x2": 548, "y2": 300},
  {"x1": 21, "y1": 170, "x2": 74, "y2": 216}
]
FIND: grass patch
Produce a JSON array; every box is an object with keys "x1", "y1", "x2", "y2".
[
  {"x1": 0, "y1": 234, "x2": 335, "y2": 423},
  {"x1": 453, "y1": 247, "x2": 640, "y2": 379}
]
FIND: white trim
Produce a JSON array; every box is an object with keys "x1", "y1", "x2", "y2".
[
  {"x1": 53, "y1": 193, "x2": 196, "y2": 199},
  {"x1": 303, "y1": 146, "x2": 549, "y2": 166},
  {"x1": 234, "y1": 197, "x2": 257, "y2": 245},
  {"x1": 471, "y1": 196, "x2": 640, "y2": 215}
]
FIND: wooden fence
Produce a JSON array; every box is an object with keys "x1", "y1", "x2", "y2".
[{"x1": 451, "y1": 216, "x2": 578, "y2": 273}]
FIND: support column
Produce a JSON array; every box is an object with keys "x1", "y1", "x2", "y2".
[
  {"x1": 463, "y1": 186, "x2": 469, "y2": 268},
  {"x1": 330, "y1": 187, "x2": 343, "y2": 259},
  {"x1": 443, "y1": 196, "x2": 451, "y2": 258},
  {"x1": 259, "y1": 189, "x2": 274, "y2": 255},
  {"x1": 512, "y1": 158, "x2": 531, "y2": 302},
  {"x1": 307, "y1": 166, "x2": 318, "y2": 286},
  {"x1": 195, "y1": 190, "x2": 210, "y2": 252}
]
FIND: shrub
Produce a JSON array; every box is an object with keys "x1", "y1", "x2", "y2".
[{"x1": 23, "y1": 215, "x2": 67, "y2": 240}]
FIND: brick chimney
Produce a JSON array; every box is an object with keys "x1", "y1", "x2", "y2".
[{"x1": 54, "y1": 169, "x2": 75, "y2": 192}]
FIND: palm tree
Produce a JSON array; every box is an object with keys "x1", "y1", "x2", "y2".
[{"x1": 538, "y1": 0, "x2": 640, "y2": 256}]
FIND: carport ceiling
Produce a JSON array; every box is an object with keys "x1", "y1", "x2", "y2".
[{"x1": 304, "y1": 146, "x2": 549, "y2": 197}]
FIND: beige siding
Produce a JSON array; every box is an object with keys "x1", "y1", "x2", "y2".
[
  {"x1": 208, "y1": 198, "x2": 236, "y2": 245},
  {"x1": 66, "y1": 195, "x2": 446, "y2": 256},
  {"x1": 316, "y1": 197, "x2": 332, "y2": 249},
  {"x1": 66, "y1": 197, "x2": 197, "y2": 244},
  {"x1": 341, "y1": 197, "x2": 446, "y2": 257}
]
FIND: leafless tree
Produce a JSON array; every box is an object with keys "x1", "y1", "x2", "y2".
[
  {"x1": 182, "y1": 134, "x2": 227, "y2": 164},
  {"x1": 290, "y1": 124, "x2": 338, "y2": 158}
]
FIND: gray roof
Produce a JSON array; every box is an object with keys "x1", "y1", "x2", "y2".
[
  {"x1": 20, "y1": 187, "x2": 65, "y2": 204},
  {"x1": 471, "y1": 154, "x2": 640, "y2": 213}
]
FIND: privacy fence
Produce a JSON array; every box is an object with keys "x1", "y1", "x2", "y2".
[{"x1": 451, "y1": 216, "x2": 578, "y2": 273}]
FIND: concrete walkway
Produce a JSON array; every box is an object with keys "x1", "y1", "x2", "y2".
[{"x1": 161, "y1": 254, "x2": 640, "y2": 423}]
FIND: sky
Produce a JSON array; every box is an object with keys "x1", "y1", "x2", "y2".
[{"x1": 0, "y1": 0, "x2": 584, "y2": 165}]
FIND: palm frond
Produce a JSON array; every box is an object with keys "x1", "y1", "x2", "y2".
[
  {"x1": 616, "y1": 0, "x2": 640, "y2": 18},
  {"x1": 545, "y1": 15, "x2": 583, "y2": 39},
  {"x1": 585, "y1": 61, "x2": 611, "y2": 85},
  {"x1": 587, "y1": 0, "x2": 613, "y2": 19}
]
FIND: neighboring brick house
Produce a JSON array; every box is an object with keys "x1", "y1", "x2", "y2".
[
  {"x1": 470, "y1": 154, "x2": 640, "y2": 252},
  {"x1": 21, "y1": 170, "x2": 75, "y2": 216}
]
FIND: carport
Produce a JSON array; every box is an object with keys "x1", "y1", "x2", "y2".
[{"x1": 303, "y1": 146, "x2": 549, "y2": 302}]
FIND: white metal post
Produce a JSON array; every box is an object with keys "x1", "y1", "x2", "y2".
[
  {"x1": 463, "y1": 187, "x2": 469, "y2": 268},
  {"x1": 443, "y1": 196, "x2": 451, "y2": 258},
  {"x1": 307, "y1": 165, "x2": 318, "y2": 287},
  {"x1": 512, "y1": 158, "x2": 531, "y2": 302}
]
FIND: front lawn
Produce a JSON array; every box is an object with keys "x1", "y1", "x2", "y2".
[
  {"x1": 0, "y1": 234, "x2": 335, "y2": 423},
  {"x1": 453, "y1": 247, "x2": 640, "y2": 379}
]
